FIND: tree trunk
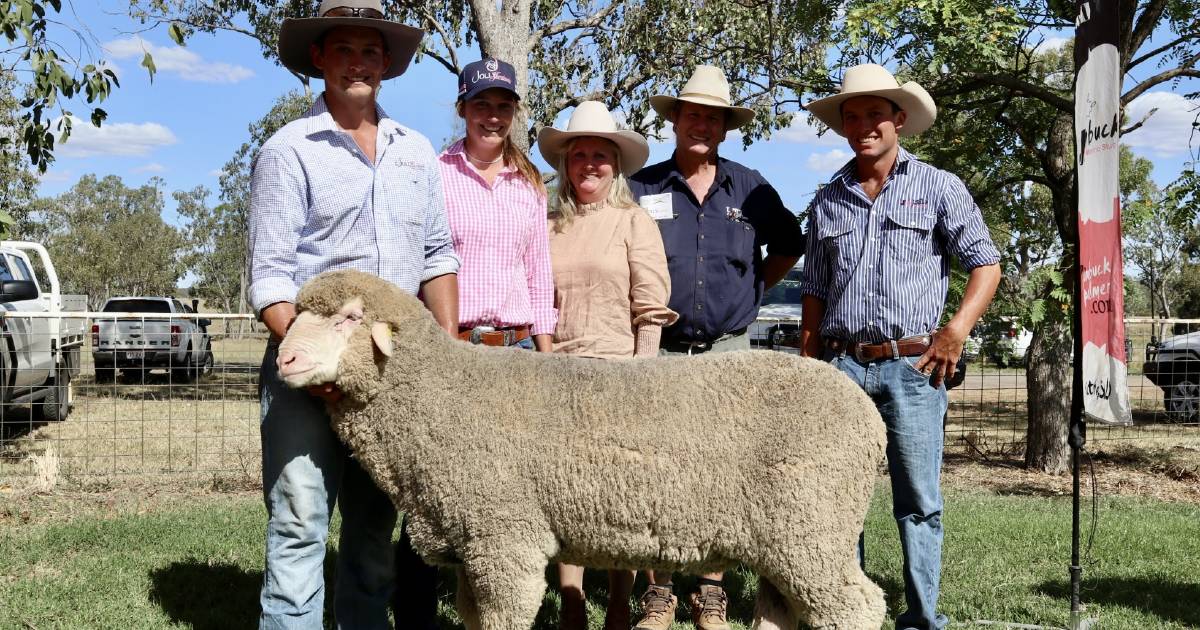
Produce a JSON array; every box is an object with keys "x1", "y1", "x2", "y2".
[
  {"x1": 469, "y1": 0, "x2": 533, "y2": 152},
  {"x1": 1023, "y1": 112, "x2": 1076, "y2": 473},
  {"x1": 1024, "y1": 317, "x2": 1073, "y2": 472}
]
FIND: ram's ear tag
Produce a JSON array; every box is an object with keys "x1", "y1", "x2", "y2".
[{"x1": 371, "y1": 321, "x2": 394, "y2": 357}]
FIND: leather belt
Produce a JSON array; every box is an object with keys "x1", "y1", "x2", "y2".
[
  {"x1": 458, "y1": 325, "x2": 531, "y2": 347},
  {"x1": 826, "y1": 334, "x2": 931, "y2": 363},
  {"x1": 661, "y1": 327, "x2": 748, "y2": 355}
]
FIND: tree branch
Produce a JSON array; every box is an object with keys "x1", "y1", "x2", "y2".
[
  {"x1": 1127, "y1": 31, "x2": 1200, "y2": 70},
  {"x1": 1121, "y1": 60, "x2": 1200, "y2": 105},
  {"x1": 1126, "y1": 0, "x2": 1167, "y2": 65},
  {"x1": 419, "y1": 9, "x2": 460, "y2": 74},
  {"x1": 530, "y1": 1, "x2": 623, "y2": 46},
  {"x1": 547, "y1": 69, "x2": 656, "y2": 121},
  {"x1": 934, "y1": 73, "x2": 1073, "y2": 113},
  {"x1": 1121, "y1": 106, "x2": 1159, "y2": 135}
]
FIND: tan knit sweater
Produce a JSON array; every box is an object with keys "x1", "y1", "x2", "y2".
[{"x1": 548, "y1": 202, "x2": 678, "y2": 359}]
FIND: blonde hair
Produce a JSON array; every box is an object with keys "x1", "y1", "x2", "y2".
[
  {"x1": 456, "y1": 98, "x2": 546, "y2": 197},
  {"x1": 548, "y1": 137, "x2": 639, "y2": 233}
]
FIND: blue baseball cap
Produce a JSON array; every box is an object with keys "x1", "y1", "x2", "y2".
[{"x1": 458, "y1": 58, "x2": 519, "y2": 102}]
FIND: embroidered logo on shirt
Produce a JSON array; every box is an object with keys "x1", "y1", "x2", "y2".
[
  {"x1": 899, "y1": 199, "x2": 928, "y2": 206},
  {"x1": 725, "y1": 206, "x2": 743, "y2": 220}
]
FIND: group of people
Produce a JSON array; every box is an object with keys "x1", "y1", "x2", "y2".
[{"x1": 247, "y1": 1, "x2": 1001, "y2": 630}]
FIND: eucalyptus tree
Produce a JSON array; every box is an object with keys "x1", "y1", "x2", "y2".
[
  {"x1": 127, "y1": 0, "x2": 840, "y2": 148},
  {"x1": 0, "y1": 0, "x2": 142, "y2": 174},
  {"x1": 827, "y1": 0, "x2": 1200, "y2": 471}
]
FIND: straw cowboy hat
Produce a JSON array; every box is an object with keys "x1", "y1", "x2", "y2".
[
  {"x1": 278, "y1": 0, "x2": 424, "y2": 80},
  {"x1": 806, "y1": 64, "x2": 937, "y2": 137},
  {"x1": 537, "y1": 101, "x2": 650, "y2": 176},
  {"x1": 649, "y1": 65, "x2": 755, "y2": 131}
]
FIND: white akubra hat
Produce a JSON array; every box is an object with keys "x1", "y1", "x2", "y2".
[
  {"x1": 805, "y1": 64, "x2": 937, "y2": 137},
  {"x1": 278, "y1": 0, "x2": 425, "y2": 81},
  {"x1": 649, "y1": 65, "x2": 755, "y2": 131},
  {"x1": 537, "y1": 101, "x2": 650, "y2": 177}
]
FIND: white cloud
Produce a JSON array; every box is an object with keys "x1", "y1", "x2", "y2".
[
  {"x1": 1038, "y1": 35, "x2": 1070, "y2": 52},
  {"x1": 775, "y1": 115, "x2": 845, "y2": 146},
  {"x1": 56, "y1": 116, "x2": 178, "y2": 158},
  {"x1": 1124, "y1": 91, "x2": 1200, "y2": 158},
  {"x1": 805, "y1": 149, "x2": 852, "y2": 173},
  {"x1": 133, "y1": 162, "x2": 166, "y2": 173},
  {"x1": 103, "y1": 36, "x2": 254, "y2": 83}
]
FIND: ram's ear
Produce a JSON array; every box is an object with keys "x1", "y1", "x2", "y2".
[{"x1": 370, "y1": 321, "x2": 394, "y2": 357}]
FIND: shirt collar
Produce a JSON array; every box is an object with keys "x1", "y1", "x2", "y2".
[
  {"x1": 444, "y1": 138, "x2": 517, "y2": 174},
  {"x1": 304, "y1": 92, "x2": 404, "y2": 141},
  {"x1": 667, "y1": 152, "x2": 733, "y2": 189},
  {"x1": 834, "y1": 144, "x2": 915, "y2": 189}
]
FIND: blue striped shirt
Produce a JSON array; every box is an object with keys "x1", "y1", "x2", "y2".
[
  {"x1": 248, "y1": 95, "x2": 460, "y2": 313},
  {"x1": 801, "y1": 147, "x2": 1000, "y2": 343}
]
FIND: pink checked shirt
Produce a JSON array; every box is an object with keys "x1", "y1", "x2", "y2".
[{"x1": 439, "y1": 140, "x2": 557, "y2": 335}]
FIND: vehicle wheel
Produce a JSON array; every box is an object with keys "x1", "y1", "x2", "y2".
[
  {"x1": 200, "y1": 351, "x2": 214, "y2": 377},
  {"x1": 38, "y1": 369, "x2": 70, "y2": 422},
  {"x1": 173, "y1": 350, "x2": 195, "y2": 384},
  {"x1": 1164, "y1": 379, "x2": 1200, "y2": 422},
  {"x1": 95, "y1": 365, "x2": 115, "y2": 383},
  {"x1": 765, "y1": 325, "x2": 781, "y2": 350}
]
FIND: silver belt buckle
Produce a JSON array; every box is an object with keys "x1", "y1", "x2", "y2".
[
  {"x1": 853, "y1": 342, "x2": 868, "y2": 363},
  {"x1": 469, "y1": 325, "x2": 495, "y2": 344}
]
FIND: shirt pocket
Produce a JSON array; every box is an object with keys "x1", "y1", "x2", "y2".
[
  {"x1": 721, "y1": 216, "x2": 756, "y2": 277},
  {"x1": 816, "y1": 214, "x2": 857, "y2": 270},
  {"x1": 387, "y1": 163, "x2": 429, "y2": 240},
  {"x1": 884, "y1": 205, "x2": 936, "y2": 259}
]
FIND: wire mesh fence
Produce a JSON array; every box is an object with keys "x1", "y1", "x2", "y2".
[
  {"x1": 2, "y1": 313, "x2": 1198, "y2": 483},
  {"x1": 0, "y1": 312, "x2": 267, "y2": 484},
  {"x1": 752, "y1": 316, "x2": 1200, "y2": 459}
]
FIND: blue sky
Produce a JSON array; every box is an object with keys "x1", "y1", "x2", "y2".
[{"x1": 36, "y1": 5, "x2": 1199, "y2": 229}]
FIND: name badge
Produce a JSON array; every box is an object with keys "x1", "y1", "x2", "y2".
[{"x1": 639, "y1": 193, "x2": 674, "y2": 220}]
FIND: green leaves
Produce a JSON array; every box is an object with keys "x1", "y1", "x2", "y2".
[
  {"x1": 167, "y1": 21, "x2": 185, "y2": 46},
  {"x1": 2, "y1": 0, "x2": 124, "y2": 172},
  {"x1": 141, "y1": 51, "x2": 157, "y2": 83}
]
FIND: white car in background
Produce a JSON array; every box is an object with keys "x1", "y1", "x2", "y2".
[
  {"x1": 750, "y1": 269, "x2": 804, "y2": 351},
  {"x1": 992, "y1": 322, "x2": 1033, "y2": 367}
]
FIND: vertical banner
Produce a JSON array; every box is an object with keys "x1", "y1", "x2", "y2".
[{"x1": 1075, "y1": 0, "x2": 1131, "y2": 425}]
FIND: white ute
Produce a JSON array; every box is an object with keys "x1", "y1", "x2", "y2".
[{"x1": 0, "y1": 241, "x2": 86, "y2": 422}]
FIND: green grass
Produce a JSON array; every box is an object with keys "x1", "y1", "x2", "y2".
[{"x1": 1, "y1": 487, "x2": 1197, "y2": 629}]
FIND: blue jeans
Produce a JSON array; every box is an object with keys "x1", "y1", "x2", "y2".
[
  {"x1": 258, "y1": 343, "x2": 398, "y2": 630},
  {"x1": 829, "y1": 351, "x2": 949, "y2": 630}
]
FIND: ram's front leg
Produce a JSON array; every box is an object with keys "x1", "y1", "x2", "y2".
[
  {"x1": 459, "y1": 530, "x2": 557, "y2": 630},
  {"x1": 455, "y1": 566, "x2": 482, "y2": 630}
]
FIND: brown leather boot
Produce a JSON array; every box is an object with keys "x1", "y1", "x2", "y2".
[
  {"x1": 632, "y1": 584, "x2": 678, "y2": 630},
  {"x1": 689, "y1": 584, "x2": 731, "y2": 630}
]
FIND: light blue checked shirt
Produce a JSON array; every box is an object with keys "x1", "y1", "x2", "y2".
[
  {"x1": 801, "y1": 147, "x2": 1000, "y2": 344},
  {"x1": 248, "y1": 95, "x2": 459, "y2": 313}
]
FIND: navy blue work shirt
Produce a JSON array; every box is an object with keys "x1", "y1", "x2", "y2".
[{"x1": 630, "y1": 154, "x2": 804, "y2": 345}]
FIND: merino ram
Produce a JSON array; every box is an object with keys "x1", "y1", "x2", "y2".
[{"x1": 277, "y1": 269, "x2": 888, "y2": 630}]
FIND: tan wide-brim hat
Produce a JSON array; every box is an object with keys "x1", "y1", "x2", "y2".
[
  {"x1": 806, "y1": 64, "x2": 937, "y2": 137},
  {"x1": 537, "y1": 101, "x2": 650, "y2": 177},
  {"x1": 278, "y1": 0, "x2": 424, "y2": 80},
  {"x1": 649, "y1": 65, "x2": 755, "y2": 131}
]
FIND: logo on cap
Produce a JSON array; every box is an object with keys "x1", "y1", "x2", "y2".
[{"x1": 486, "y1": 58, "x2": 499, "y2": 72}]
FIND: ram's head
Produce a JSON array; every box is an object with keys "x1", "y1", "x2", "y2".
[{"x1": 276, "y1": 270, "x2": 423, "y2": 392}]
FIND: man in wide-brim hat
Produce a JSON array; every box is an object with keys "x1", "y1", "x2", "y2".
[
  {"x1": 249, "y1": 2, "x2": 460, "y2": 628},
  {"x1": 626, "y1": 65, "x2": 804, "y2": 630},
  {"x1": 799, "y1": 63, "x2": 1001, "y2": 630}
]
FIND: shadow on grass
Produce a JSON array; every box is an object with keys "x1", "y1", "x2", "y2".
[
  {"x1": 1037, "y1": 577, "x2": 1200, "y2": 626},
  {"x1": 149, "y1": 559, "x2": 264, "y2": 629}
]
